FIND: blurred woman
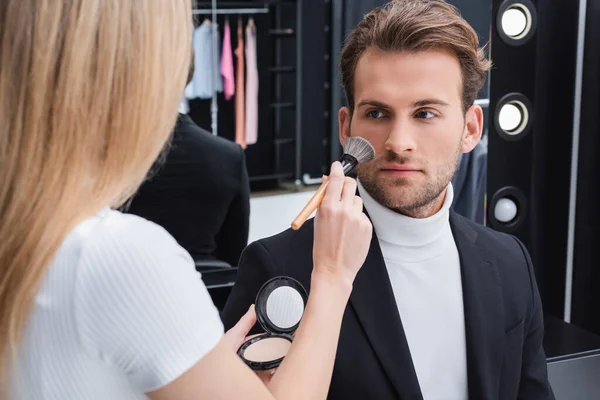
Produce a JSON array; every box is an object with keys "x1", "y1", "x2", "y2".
[{"x1": 0, "y1": 1, "x2": 372, "y2": 399}]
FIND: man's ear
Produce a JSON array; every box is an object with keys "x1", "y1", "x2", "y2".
[
  {"x1": 339, "y1": 106, "x2": 351, "y2": 146},
  {"x1": 462, "y1": 104, "x2": 483, "y2": 153}
]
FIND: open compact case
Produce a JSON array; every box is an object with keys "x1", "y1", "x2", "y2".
[{"x1": 237, "y1": 276, "x2": 308, "y2": 371}]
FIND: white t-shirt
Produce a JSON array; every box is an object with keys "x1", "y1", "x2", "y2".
[{"x1": 9, "y1": 208, "x2": 224, "y2": 399}]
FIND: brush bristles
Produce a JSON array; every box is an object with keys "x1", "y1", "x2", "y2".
[{"x1": 343, "y1": 137, "x2": 375, "y2": 164}]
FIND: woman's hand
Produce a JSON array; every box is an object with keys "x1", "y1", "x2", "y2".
[
  {"x1": 224, "y1": 305, "x2": 257, "y2": 350},
  {"x1": 224, "y1": 305, "x2": 276, "y2": 385},
  {"x1": 312, "y1": 161, "x2": 372, "y2": 289}
]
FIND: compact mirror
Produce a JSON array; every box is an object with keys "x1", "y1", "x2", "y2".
[
  {"x1": 265, "y1": 286, "x2": 305, "y2": 329},
  {"x1": 238, "y1": 276, "x2": 308, "y2": 371}
]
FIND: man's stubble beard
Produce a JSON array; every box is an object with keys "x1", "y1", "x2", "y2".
[{"x1": 356, "y1": 140, "x2": 463, "y2": 219}]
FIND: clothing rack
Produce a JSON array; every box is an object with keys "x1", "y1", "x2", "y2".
[
  {"x1": 192, "y1": 3, "x2": 269, "y2": 136},
  {"x1": 191, "y1": 1, "x2": 303, "y2": 190}
]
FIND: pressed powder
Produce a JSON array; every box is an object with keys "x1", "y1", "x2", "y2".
[
  {"x1": 243, "y1": 337, "x2": 292, "y2": 362},
  {"x1": 238, "y1": 276, "x2": 308, "y2": 370}
]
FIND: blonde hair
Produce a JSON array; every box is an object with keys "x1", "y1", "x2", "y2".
[
  {"x1": 0, "y1": 0, "x2": 191, "y2": 387},
  {"x1": 340, "y1": 0, "x2": 492, "y2": 113}
]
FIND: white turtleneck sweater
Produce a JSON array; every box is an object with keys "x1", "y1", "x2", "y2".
[{"x1": 358, "y1": 181, "x2": 468, "y2": 400}]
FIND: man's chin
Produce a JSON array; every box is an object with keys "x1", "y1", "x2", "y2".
[
  {"x1": 371, "y1": 174, "x2": 416, "y2": 189},
  {"x1": 360, "y1": 180, "x2": 414, "y2": 206},
  {"x1": 359, "y1": 175, "x2": 408, "y2": 191}
]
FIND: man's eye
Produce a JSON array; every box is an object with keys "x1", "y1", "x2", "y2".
[
  {"x1": 367, "y1": 110, "x2": 385, "y2": 119},
  {"x1": 415, "y1": 110, "x2": 436, "y2": 119}
]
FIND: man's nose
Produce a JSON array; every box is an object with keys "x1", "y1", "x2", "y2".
[{"x1": 384, "y1": 120, "x2": 416, "y2": 154}]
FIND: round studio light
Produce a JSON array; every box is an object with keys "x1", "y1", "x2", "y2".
[
  {"x1": 494, "y1": 198, "x2": 518, "y2": 223},
  {"x1": 488, "y1": 187, "x2": 527, "y2": 232},
  {"x1": 498, "y1": 101, "x2": 529, "y2": 135},
  {"x1": 501, "y1": 5, "x2": 531, "y2": 38},
  {"x1": 497, "y1": 0, "x2": 537, "y2": 45},
  {"x1": 494, "y1": 93, "x2": 533, "y2": 141}
]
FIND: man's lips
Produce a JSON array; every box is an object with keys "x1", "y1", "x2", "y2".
[{"x1": 381, "y1": 163, "x2": 421, "y2": 172}]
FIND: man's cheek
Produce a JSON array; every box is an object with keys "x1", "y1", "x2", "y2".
[
  {"x1": 356, "y1": 164, "x2": 376, "y2": 182},
  {"x1": 355, "y1": 164, "x2": 368, "y2": 178}
]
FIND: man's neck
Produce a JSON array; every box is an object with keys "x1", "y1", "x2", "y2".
[
  {"x1": 392, "y1": 188, "x2": 448, "y2": 219},
  {"x1": 357, "y1": 181, "x2": 454, "y2": 247}
]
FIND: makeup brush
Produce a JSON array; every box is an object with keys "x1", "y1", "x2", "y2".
[{"x1": 291, "y1": 137, "x2": 375, "y2": 230}]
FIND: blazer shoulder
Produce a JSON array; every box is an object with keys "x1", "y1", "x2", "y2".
[
  {"x1": 175, "y1": 117, "x2": 243, "y2": 162},
  {"x1": 190, "y1": 130, "x2": 243, "y2": 161},
  {"x1": 249, "y1": 218, "x2": 316, "y2": 278},
  {"x1": 258, "y1": 218, "x2": 315, "y2": 251},
  {"x1": 454, "y1": 213, "x2": 535, "y2": 309},
  {"x1": 455, "y1": 213, "x2": 527, "y2": 260}
]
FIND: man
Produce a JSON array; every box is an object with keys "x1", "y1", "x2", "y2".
[
  {"x1": 222, "y1": 1, "x2": 554, "y2": 399},
  {"x1": 126, "y1": 67, "x2": 250, "y2": 268}
]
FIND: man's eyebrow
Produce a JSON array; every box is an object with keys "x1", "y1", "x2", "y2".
[
  {"x1": 355, "y1": 98, "x2": 451, "y2": 108},
  {"x1": 355, "y1": 99, "x2": 392, "y2": 109},
  {"x1": 411, "y1": 99, "x2": 450, "y2": 107}
]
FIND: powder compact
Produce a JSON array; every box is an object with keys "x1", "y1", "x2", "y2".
[{"x1": 237, "y1": 276, "x2": 308, "y2": 371}]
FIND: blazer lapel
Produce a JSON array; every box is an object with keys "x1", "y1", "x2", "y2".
[
  {"x1": 450, "y1": 211, "x2": 504, "y2": 400},
  {"x1": 350, "y1": 232, "x2": 423, "y2": 400}
]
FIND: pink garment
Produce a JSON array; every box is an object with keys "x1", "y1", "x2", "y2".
[
  {"x1": 245, "y1": 18, "x2": 259, "y2": 146},
  {"x1": 220, "y1": 19, "x2": 235, "y2": 101}
]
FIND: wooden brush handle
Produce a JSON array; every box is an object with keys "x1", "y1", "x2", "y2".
[{"x1": 291, "y1": 178, "x2": 329, "y2": 230}]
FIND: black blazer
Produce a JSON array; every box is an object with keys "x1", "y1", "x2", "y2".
[
  {"x1": 126, "y1": 114, "x2": 250, "y2": 266},
  {"x1": 221, "y1": 211, "x2": 555, "y2": 399}
]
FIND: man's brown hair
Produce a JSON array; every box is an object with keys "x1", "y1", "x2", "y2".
[{"x1": 340, "y1": 0, "x2": 492, "y2": 113}]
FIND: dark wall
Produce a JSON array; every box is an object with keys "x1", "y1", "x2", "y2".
[
  {"x1": 486, "y1": 0, "x2": 596, "y2": 323},
  {"x1": 298, "y1": 0, "x2": 330, "y2": 181},
  {"x1": 571, "y1": 0, "x2": 600, "y2": 335},
  {"x1": 527, "y1": 0, "x2": 579, "y2": 321}
]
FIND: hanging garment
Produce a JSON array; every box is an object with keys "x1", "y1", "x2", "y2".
[
  {"x1": 178, "y1": 96, "x2": 190, "y2": 114},
  {"x1": 184, "y1": 25, "x2": 196, "y2": 100},
  {"x1": 192, "y1": 19, "x2": 223, "y2": 99},
  {"x1": 245, "y1": 18, "x2": 259, "y2": 146},
  {"x1": 234, "y1": 18, "x2": 246, "y2": 148},
  {"x1": 184, "y1": 81, "x2": 195, "y2": 99},
  {"x1": 220, "y1": 19, "x2": 235, "y2": 101}
]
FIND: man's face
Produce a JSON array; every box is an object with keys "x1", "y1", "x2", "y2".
[{"x1": 339, "y1": 48, "x2": 483, "y2": 217}]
